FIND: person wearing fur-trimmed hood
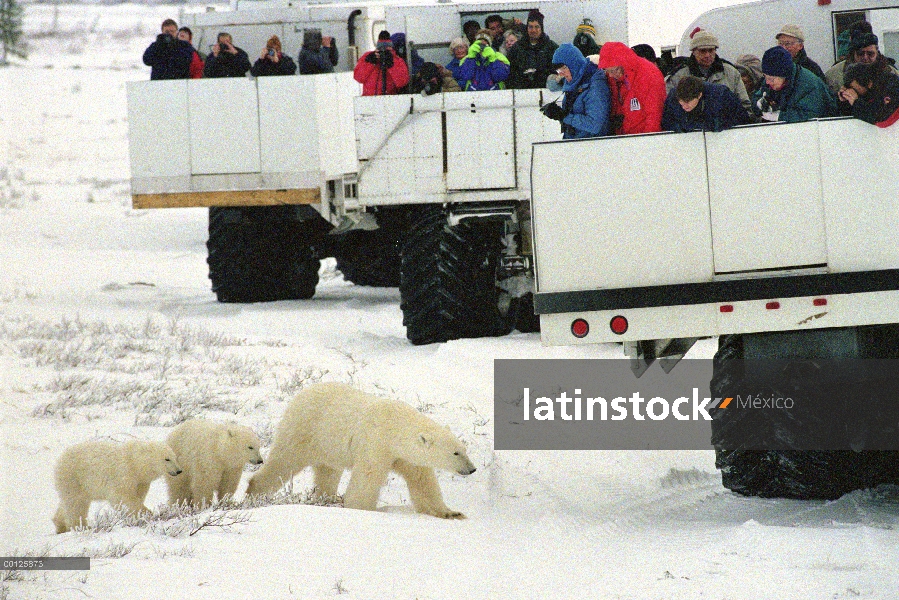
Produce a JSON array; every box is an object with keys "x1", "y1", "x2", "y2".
[{"x1": 541, "y1": 43, "x2": 610, "y2": 138}]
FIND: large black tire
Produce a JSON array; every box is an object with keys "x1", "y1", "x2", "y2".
[
  {"x1": 207, "y1": 207, "x2": 320, "y2": 303},
  {"x1": 510, "y1": 292, "x2": 541, "y2": 333},
  {"x1": 400, "y1": 206, "x2": 513, "y2": 345},
  {"x1": 333, "y1": 228, "x2": 402, "y2": 287},
  {"x1": 711, "y1": 328, "x2": 899, "y2": 500}
]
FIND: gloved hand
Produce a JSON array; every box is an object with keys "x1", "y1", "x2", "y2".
[
  {"x1": 756, "y1": 91, "x2": 777, "y2": 112},
  {"x1": 609, "y1": 113, "x2": 624, "y2": 133},
  {"x1": 467, "y1": 41, "x2": 485, "y2": 59},
  {"x1": 541, "y1": 102, "x2": 568, "y2": 121},
  {"x1": 365, "y1": 51, "x2": 379, "y2": 64},
  {"x1": 480, "y1": 46, "x2": 497, "y2": 60}
]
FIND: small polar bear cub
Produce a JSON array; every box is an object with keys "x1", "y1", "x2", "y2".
[
  {"x1": 246, "y1": 382, "x2": 476, "y2": 519},
  {"x1": 53, "y1": 440, "x2": 182, "y2": 533},
  {"x1": 165, "y1": 419, "x2": 264, "y2": 508}
]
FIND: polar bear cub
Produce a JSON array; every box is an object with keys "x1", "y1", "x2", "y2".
[
  {"x1": 165, "y1": 419, "x2": 264, "y2": 508},
  {"x1": 246, "y1": 382, "x2": 476, "y2": 519},
  {"x1": 53, "y1": 440, "x2": 182, "y2": 533}
]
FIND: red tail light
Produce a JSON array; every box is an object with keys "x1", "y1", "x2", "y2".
[
  {"x1": 571, "y1": 319, "x2": 589, "y2": 338},
  {"x1": 610, "y1": 316, "x2": 628, "y2": 335}
]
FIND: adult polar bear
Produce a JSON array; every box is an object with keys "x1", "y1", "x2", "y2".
[
  {"x1": 246, "y1": 383, "x2": 476, "y2": 519},
  {"x1": 53, "y1": 440, "x2": 182, "y2": 533}
]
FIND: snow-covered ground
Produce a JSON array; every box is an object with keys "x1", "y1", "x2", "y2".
[{"x1": 2, "y1": 4, "x2": 899, "y2": 599}]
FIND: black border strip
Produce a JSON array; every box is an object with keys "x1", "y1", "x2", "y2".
[{"x1": 534, "y1": 269, "x2": 899, "y2": 315}]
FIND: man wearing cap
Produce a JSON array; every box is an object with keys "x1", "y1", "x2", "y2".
[
  {"x1": 839, "y1": 61, "x2": 899, "y2": 127},
  {"x1": 752, "y1": 45, "x2": 836, "y2": 123},
  {"x1": 776, "y1": 24, "x2": 825, "y2": 81},
  {"x1": 825, "y1": 31, "x2": 899, "y2": 97},
  {"x1": 353, "y1": 30, "x2": 409, "y2": 96},
  {"x1": 666, "y1": 30, "x2": 751, "y2": 116},
  {"x1": 507, "y1": 10, "x2": 558, "y2": 89}
]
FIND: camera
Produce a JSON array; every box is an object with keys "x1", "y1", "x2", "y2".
[
  {"x1": 268, "y1": 49, "x2": 275, "y2": 57},
  {"x1": 421, "y1": 81, "x2": 439, "y2": 96}
]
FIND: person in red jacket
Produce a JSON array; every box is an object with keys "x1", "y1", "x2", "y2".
[
  {"x1": 177, "y1": 27, "x2": 205, "y2": 79},
  {"x1": 596, "y1": 41, "x2": 666, "y2": 135},
  {"x1": 353, "y1": 31, "x2": 410, "y2": 96}
]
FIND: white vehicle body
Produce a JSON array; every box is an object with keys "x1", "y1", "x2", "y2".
[
  {"x1": 532, "y1": 118, "x2": 899, "y2": 349},
  {"x1": 127, "y1": 76, "x2": 561, "y2": 215},
  {"x1": 531, "y1": 0, "x2": 899, "y2": 362}
]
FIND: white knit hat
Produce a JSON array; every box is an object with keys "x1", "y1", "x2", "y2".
[{"x1": 690, "y1": 30, "x2": 719, "y2": 50}]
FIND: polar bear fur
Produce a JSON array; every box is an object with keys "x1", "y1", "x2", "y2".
[
  {"x1": 166, "y1": 419, "x2": 264, "y2": 507},
  {"x1": 53, "y1": 440, "x2": 182, "y2": 533},
  {"x1": 246, "y1": 382, "x2": 476, "y2": 519}
]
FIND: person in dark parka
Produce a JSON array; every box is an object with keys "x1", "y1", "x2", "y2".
[
  {"x1": 840, "y1": 61, "x2": 899, "y2": 127},
  {"x1": 662, "y1": 76, "x2": 749, "y2": 132},
  {"x1": 251, "y1": 35, "x2": 297, "y2": 77},
  {"x1": 203, "y1": 32, "x2": 251, "y2": 78},
  {"x1": 142, "y1": 18, "x2": 194, "y2": 80},
  {"x1": 298, "y1": 29, "x2": 339, "y2": 74},
  {"x1": 506, "y1": 10, "x2": 558, "y2": 89}
]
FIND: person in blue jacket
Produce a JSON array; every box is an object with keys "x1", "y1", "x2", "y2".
[
  {"x1": 662, "y1": 76, "x2": 750, "y2": 132},
  {"x1": 457, "y1": 30, "x2": 510, "y2": 91},
  {"x1": 540, "y1": 43, "x2": 611, "y2": 138},
  {"x1": 390, "y1": 32, "x2": 425, "y2": 79}
]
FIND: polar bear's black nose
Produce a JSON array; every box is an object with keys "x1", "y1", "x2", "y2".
[
  {"x1": 255, "y1": 459, "x2": 264, "y2": 465},
  {"x1": 174, "y1": 469, "x2": 183, "y2": 475}
]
